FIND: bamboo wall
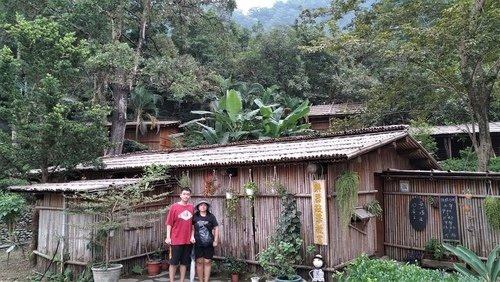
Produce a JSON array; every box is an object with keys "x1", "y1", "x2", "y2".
[
  {"x1": 164, "y1": 144, "x2": 416, "y2": 275},
  {"x1": 33, "y1": 142, "x2": 435, "y2": 277},
  {"x1": 33, "y1": 185, "x2": 171, "y2": 276},
  {"x1": 383, "y1": 176, "x2": 500, "y2": 261}
]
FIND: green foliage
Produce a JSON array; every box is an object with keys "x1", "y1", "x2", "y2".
[
  {"x1": 181, "y1": 89, "x2": 259, "y2": 144},
  {"x1": 225, "y1": 195, "x2": 240, "y2": 218},
  {"x1": 256, "y1": 98, "x2": 311, "y2": 138},
  {"x1": 177, "y1": 172, "x2": 192, "y2": 189},
  {"x1": 66, "y1": 164, "x2": 171, "y2": 267},
  {"x1": 0, "y1": 178, "x2": 29, "y2": 191},
  {"x1": 258, "y1": 189, "x2": 310, "y2": 280},
  {"x1": 443, "y1": 243, "x2": 500, "y2": 282},
  {"x1": 223, "y1": 257, "x2": 247, "y2": 274},
  {"x1": 487, "y1": 157, "x2": 500, "y2": 172},
  {"x1": 440, "y1": 147, "x2": 478, "y2": 171},
  {"x1": 0, "y1": 16, "x2": 110, "y2": 182},
  {"x1": 484, "y1": 197, "x2": 500, "y2": 230},
  {"x1": 182, "y1": 88, "x2": 311, "y2": 145},
  {"x1": 333, "y1": 254, "x2": 459, "y2": 282},
  {"x1": 335, "y1": 171, "x2": 359, "y2": 234},
  {"x1": 363, "y1": 200, "x2": 382, "y2": 219},
  {"x1": 424, "y1": 239, "x2": 450, "y2": 261},
  {"x1": 0, "y1": 192, "x2": 27, "y2": 240},
  {"x1": 244, "y1": 181, "x2": 258, "y2": 199},
  {"x1": 128, "y1": 85, "x2": 163, "y2": 138},
  {"x1": 122, "y1": 139, "x2": 149, "y2": 154},
  {"x1": 410, "y1": 119, "x2": 438, "y2": 156},
  {"x1": 131, "y1": 265, "x2": 144, "y2": 275}
]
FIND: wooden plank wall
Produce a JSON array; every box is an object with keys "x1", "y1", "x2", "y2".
[{"x1": 383, "y1": 176, "x2": 500, "y2": 261}]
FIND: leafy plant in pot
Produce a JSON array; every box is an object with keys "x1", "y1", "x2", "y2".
[
  {"x1": 66, "y1": 164, "x2": 171, "y2": 282},
  {"x1": 146, "y1": 250, "x2": 163, "y2": 276},
  {"x1": 224, "y1": 257, "x2": 247, "y2": 282},
  {"x1": 257, "y1": 188, "x2": 312, "y2": 281}
]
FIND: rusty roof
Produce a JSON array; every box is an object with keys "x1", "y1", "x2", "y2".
[
  {"x1": 9, "y1": 178, "x2": 142, "y2": 192},
  {"x1": 76, "y1": 125, "x2": 439, "y2": 170},
  {"x1": 308, "y1": 103, "x2": 365, "y2": 117}
]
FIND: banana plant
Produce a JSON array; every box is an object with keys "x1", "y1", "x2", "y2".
[
  {"x1": 180, "y1": 89, "x2": 259, "y2": 144},
  {"x1": 442, "y1": 243, "x2": 499, "y2": 281},
  {"x1": 255, "y1": 98, "x2": 311, "y2": 139}
]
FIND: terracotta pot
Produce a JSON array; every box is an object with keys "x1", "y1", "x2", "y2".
[
  {"x1": 146, "y1": 260, "x2": 161, "y2": 276},
  {"x1": 231, "y1": 273, "x2": 239, "y2": 282},
  {"x1": 465, "y1": 193, "x2": 473, "y2": 200}
]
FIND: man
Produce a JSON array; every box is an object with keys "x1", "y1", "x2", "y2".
[{"x1": 165, "y1": 187, "x2": 195, "y2": 282}]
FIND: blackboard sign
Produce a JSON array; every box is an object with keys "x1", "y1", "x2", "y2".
[
  {"x1": 409, "y1": 197, "x2": 427, "y2": 231},
  {"x1": 440, "y1": 196, "x2": 460, "y2": 241}
]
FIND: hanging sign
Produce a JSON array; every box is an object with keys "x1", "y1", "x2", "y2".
[
  {"x1": 409, "y1": 197, "x2": 427, "y2": 231},
  {"x1": 311, "y1": 180, "x2": 328, "y2": 245},
  {"x1": 440, "y1": 196, "x2": 460, "y2": 241}
]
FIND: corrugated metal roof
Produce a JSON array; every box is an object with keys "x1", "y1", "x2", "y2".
[
  {"x1": 308, "y1": 103, "x2": 365, "y2": 117},
  {"x1": 9, "y1": 178, "x2": 141, "y2": 192},
  {"x1": 76, "y1": 125, "x2": 436, "y2": 170},
  {"x1": 429, "y1": 122, "x2": 500, "y2": 135}
]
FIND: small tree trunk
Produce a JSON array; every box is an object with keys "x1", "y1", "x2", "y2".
[{"x1": 107, "y1": 82, "x2": 129, "y2": 156}]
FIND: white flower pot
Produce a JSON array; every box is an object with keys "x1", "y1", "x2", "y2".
[
  {"x1": 226, "y1": 192, "x2": 233, "y2": 199},
  {"x1": 246, "y1": 188, "x2": 254, "y2": 196}
]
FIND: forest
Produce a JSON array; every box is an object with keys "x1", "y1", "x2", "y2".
[{"x1": 0, "y1": 0, "x2": 499, "y2": 185}]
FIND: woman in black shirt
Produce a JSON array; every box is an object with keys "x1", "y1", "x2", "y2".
[{"x1": 193, "y1": 199, "x2": 219, "y2": 282}]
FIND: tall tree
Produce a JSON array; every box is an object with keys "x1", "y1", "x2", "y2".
[
  {"x1": 0, "y1": 16, "x2": 109, "y2": 182},
  {"x1": 313, "y1": 0, "x2": 499, "y2": 170}
]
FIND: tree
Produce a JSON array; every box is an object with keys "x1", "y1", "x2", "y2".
[
  {"x1": 128, "y1": 85, "x2": 163, "y2": 139},
  {"x1": 312, "y1": 0, "x2": 499, "y2": 170},
  {"x1": 0, "y1": 16, "x2": 110, "y2": 183}
]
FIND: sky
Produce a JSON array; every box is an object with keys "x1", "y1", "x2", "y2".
[{"x1": 235, "y1": 0, "x2": 278, "y2": 14}]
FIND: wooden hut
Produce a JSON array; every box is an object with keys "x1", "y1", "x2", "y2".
[
  {"x1": 429, "y1": 122, "x2": 500, "y2": 160},
  {"x1": 106, "y1": 120, "x2": 181, "y2": 150},
  {"x1": 307, "y1": 103, "x2": 365, "y2": 130},
  {"x1": 10, "y1": 125, "x2": 441, "y2": 277}
]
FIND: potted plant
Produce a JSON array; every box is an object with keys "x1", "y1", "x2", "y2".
[
  {"x1": 335, "y1": 171, "x2": 359, "y2": 234},
  {"x1": 66, "y1": 164, "x2": 171, "y2": 282},
  {"x1": 257, "y1": 187, "x2": 312, "y2": 282},
  {"x1": 484, "y1": 196, "x2": 500, "y2": 230},
  {"x1": 225, "y1": 193, "x2": 240, "y2": 218},
  {"x1": 146, "y1": 250, "x2": 162, "y2": 276},
  {"x1": 363, "y1": 200, "x2": 383, "y2": 219},
  {"x1": 244, "y1": 181, "x2": 258, "y2": 198},
  {"x1": 224, "y1": 257, "x2": 247, "y2": 282},
  {"x1": 421, "y1": 239, "x2": 462, "y2": 270}
]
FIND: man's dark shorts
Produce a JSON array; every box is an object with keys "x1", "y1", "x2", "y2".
[
  {"x1": 170, "y1": 244, "x2": 193, "y2": 266},
  {"x1": 194, "y1": 245, "x2": 214, "y2": 260}
]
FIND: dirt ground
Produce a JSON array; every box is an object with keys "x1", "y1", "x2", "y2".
[{"x1": 0, "y1": 247, "x2": 33, "y2": 281}]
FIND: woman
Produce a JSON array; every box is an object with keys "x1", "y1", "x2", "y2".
[{"x1": 193, "y1": 199, "x2": 219, "y2": 282}]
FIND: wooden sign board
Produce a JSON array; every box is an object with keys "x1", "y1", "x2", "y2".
[
  {"x1": 440, "y1": 196, "x2": 460, "y2": 241},
  {"x1": 311, "y1": 180, "x2": 328, "y2": 245},
  {"x1": 409, "y1": 197, "x2": 427, "y2": 231}
]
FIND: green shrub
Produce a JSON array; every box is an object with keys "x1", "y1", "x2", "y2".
[
  {"x1": 122, "y1": 139, "x2": 149, "y2": 153},
  {"x1": 484, "y1": 196, "x2": 500, "y2": 230},
  {"x1": 440, "y1": 147, "x2": 477, "y2": 171},
  {"x1": 333, "y1": 254, "x2": 460, "y2": 282}
]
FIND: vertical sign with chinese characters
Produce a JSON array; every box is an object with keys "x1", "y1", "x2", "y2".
[
  {"x1": 311, "y1": 180, "x2": 328, "y2": 245},
  {"x1": 440, "y1": 196, "x2": 460, "y2": 241}
]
